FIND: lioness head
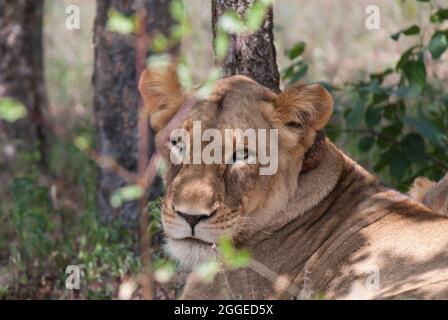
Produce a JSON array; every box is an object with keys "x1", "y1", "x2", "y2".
[{"x1": 139, "y1": 64, "x2": 334, "y2": 268}]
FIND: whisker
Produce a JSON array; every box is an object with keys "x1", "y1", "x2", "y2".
[{"x1": 236, "y1": 216, "x2": 274, "y2": 235}]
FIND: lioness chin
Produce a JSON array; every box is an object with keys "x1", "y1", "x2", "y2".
[{"x1": 139, "y1": 64, "x2": 448, "y2": 300}]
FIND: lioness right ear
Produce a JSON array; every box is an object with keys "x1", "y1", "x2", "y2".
[
  {"x1": 275, "y1": 84, "x2": 333, "y2": 131},
  {"x1": 138, "y1": 64, "x2": 186, "y2": 132}
]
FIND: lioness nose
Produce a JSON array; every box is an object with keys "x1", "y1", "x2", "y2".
[
  {"x1": 174, "y1": 206, "x2": 217, "y2": 235},
  {"x1": 177, "y1": 211, "x2": 209, "y2": 231}
]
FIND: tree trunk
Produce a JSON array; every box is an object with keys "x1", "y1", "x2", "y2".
[
  {"x1": 0, "y1": 0, "x2": 48, "y2": 167},
  {"x1": 211, "y1": 0, "x2": 280, "y2": 93},
  {"x1": 93, "y1": 0, "x2": 175, "y2": 225}
]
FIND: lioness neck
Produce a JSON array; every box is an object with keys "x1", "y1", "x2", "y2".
[
  {"x1": 258, "y1": 139, "x2": 348, "y2": 233},
  {"x1": 230, "y1": 142, "x2": 385, "y2": 298}
]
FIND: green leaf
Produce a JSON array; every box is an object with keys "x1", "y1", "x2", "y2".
[
  {"x1": 218, "y1": 11, "x2": 245, "y2": 33},
  {"x1": 107, "y1": 9, "x2": 136, "y2": 35},
  {"x1": 365, "y1": 107, "x2": 382, "y2": 128},
  {"x1": 391, "y1": 25, "x2": 420, "y2": 41},
  {"x1": 0, "y1": 98, "x2": 27, "y2": 123},
  {"x1": 246, "y1": 1, "x2": 268, "y2": 31},
  {"x1": 372, "y1": 90, "x2": 389, "y2": 104},
  {"x1": 358, "y1": 136, "x2": 375, "y2": 152},
  {"x1": 197, "y1": 68, "x2": 223, "y2": 99},
  {"x1": 396, "y1": 45, "x2": 418, "y2": 70},
  {"x1": 281, "y1": 65, "x2": 295, "y2": 80},
  {"x1": 431, "y1": 9, "x2": 448, "y2": 24},
  {"x1": 120, "y1": 185, "x2": 144, "y2": 201},
  {"x1": 228, "y1": 250, "x2": 251, "y2": 268},
  {"x1": 110, "y1": 185, "x2": 144, "y2": 208},
  {"x1": 402, "y1": 132, "x2": 426, "y2": 165},
  {"x1": 152, "y1": 33, "x2": 168, "y2": 52},
  {"x1": 146, "y1": 54, "x2": 172, "y2": 68},
  {"x1": 194, "y1": 259, "x2": 219, "y2": 283},
  {"x1": 402, "y1": 116, "x2": 445, "y2": 148},
  {"x1": 74, "y1": 136, "x2": 90, "y2": 151},
  {"x1": 374, "y1": 150, "x2": 392, "y2": 171},
  {"x1": 376, "y1": 136, "x2": 389, "y2": 149},
  {"x1": 218, "y1": 236, "x2": 251, "y2": 269},
  {"x1": 381, "y1": 124, "x2": 401, "y2": 138},
  {"x1": 403, "y1": 58, "x2": 426, "y2": 89},
  {"x1": 427, "y1": 32, "x2": 448, "y2": 59},
  {"x1": 287, "y1": 42, "x2": 306, "y2": 60},
  {"x1": 393, "y1": 86, "x2": 421, "y2": 98},
  {"x1": 215, "y1": 31, "x2": 229, "y2": 60},
  {"x1": 389, "y1": 151, "x2": 409, "y2": 181},
  {"x1": 359, "y1": 79, "x2": 380, "y2": 93},
  {"x1": 154, "y1": 259, "x2": 176, "y2": 284},
  {"x1": 170, "y1": 22, "x2": 192, "y2": 41},
  {"x1": 347, "y1": 98, "x2": 365, "y2": 127},
  {"x1": 370, "y1": 68, "x2": 393, "y2": 82},
  {"x1": 170, "y1": 0, "x2": 186, "y2": 22},
  {"x1": 288, "y1": 64, "x2": 308, "y2": 84},
  {"x1": 177, "y1": 63, "x2": 194, "y2": 91}
]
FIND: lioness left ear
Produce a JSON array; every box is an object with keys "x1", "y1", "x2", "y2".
[
  {"x1": 275, "y1": 84, "x2": 334, "y2": 131},
  {"x1": 138, "y1": 64, "x2": 186, "y2": 132}
]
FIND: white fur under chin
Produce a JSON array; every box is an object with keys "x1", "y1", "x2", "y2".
[{"x1": 164, "y1": 237, "x2": 215, "y2": 270}]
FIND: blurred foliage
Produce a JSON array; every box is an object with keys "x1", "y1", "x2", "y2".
[
  {"x1": 110, "y1": 185, "x2": 144, "y2": 209},
  {"x1": 218, "y1": 236, "x2": 251, "y2": 269},
  {"x1": 107, "y1": 9, "x2": 137, "y2": 35},
  {"x1": 0, "y1": 98, "x2": 27, "y2": 123},
  {"x1": 148, "y1": 197, "x2": 163, "y2": 235},
  {"x1": 0, "y1": 133, "x2": 141, "y2": 299},
  {"x1": 44, "y1": 0, "x2": 94, "y2": 111},
  {"x1": 190, "y1": 236, "x2": 251, "y2": 285},
  {"x1": 214, "y1": 0, "x2": 274, "y2": 60},
  {"x1": 283, "y1": 0, "x2": 448, "y2": 190},
  {"x1": 153, "y1": 258, "x2": 176, "y2": 284},
  {"x1": 282, "y1": 41, "x2": 308, "y2": 85}
]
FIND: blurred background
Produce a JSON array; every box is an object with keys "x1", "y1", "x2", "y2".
[{"x1": 0, "y1": 0, "x2": 447, "y2": 299}]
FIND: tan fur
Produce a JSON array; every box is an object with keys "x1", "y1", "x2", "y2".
[
  {"x1": 409, "y1": 174, "x2": 448, "y2": 216},
  {"x1": 275, "y1": 84, "x2": 334, "y2": 131},
  {"x1": 139, "y1": 64, "x2": 448, "y2": 300},
  {"x1": 409, "y1": 177, "x2": 435, "y2": 202},
  {"x1": 138, "y1": 64, "x2": 185, "y2": 132}
]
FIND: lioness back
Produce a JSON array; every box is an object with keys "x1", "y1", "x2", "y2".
[{"x1": 293, "y1": 152, "x2": 448, "y2": 299}]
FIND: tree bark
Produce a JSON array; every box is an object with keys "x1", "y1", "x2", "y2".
[
  {"x1": 0, "y1": 0, "x2": 48, "y2": 167},
  {"x1": 211, "y1": 0, "x2": 280, "y2": 93},
  {"x1": 93, "y1": 0, "x2": 176, "y2": 225}
]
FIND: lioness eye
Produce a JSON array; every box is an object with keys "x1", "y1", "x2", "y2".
[
  {"x1": 285, "y1": 121, "x2": 303, "y2": 129},
  {"x1": 168, "y1": 136, "x2": 185, "y2": 162},
  {"x1": 232, "y1": 149, "x2": 249, "y2": 164}
]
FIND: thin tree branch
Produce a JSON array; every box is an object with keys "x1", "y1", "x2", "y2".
[
  {"x1": 82, "y1": 146, "x2": 138, "y2": 184},
  {"x1": 135, "y1": 0, "x2": 153, "y2": 300}
]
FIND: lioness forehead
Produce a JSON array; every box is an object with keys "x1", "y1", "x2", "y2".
[
  {"x1": 211, "y1": 75, "x2": 276, "y2": 107},
  {"x1": 185, "y1": 75, "x2": 276, "y2": 130}
]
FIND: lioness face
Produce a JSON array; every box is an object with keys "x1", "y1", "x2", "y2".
[{"x1": 139, "y1": 65, "x2": 333, "y2": 268}]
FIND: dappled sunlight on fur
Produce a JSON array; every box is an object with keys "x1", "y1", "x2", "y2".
[{"x1": 139, "y1": 64, "x2": 448, "y2": 300}]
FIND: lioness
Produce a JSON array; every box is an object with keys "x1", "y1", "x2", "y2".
[
  {"x1": 409, "y1": 173, "x2": 448, "y2": 217},
  {"x1": 139, "y1": 64, "x2": 448, "y2": 299}
]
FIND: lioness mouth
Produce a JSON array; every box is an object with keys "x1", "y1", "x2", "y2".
[{"x1": 175, "y1": 237, "x2": 213, "y2": 246}]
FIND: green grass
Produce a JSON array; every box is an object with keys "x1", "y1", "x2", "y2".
[{"x1": 0, "y1": 131, "x2": 143, "y2": 299}]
